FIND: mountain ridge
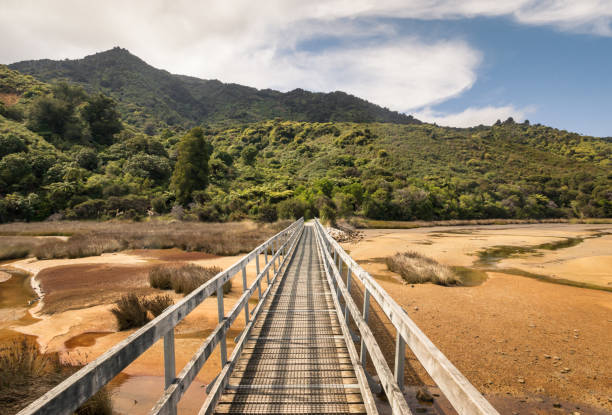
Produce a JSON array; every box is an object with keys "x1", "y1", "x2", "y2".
[{"x1": 8, "y1": 47, "x2": 420, "y2": 128}]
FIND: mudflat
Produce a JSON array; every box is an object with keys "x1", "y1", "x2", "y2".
[{"x1": 342, "y1": 223, "x2": 612, "y2": 412}]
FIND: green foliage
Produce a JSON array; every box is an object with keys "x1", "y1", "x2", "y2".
[
  {"x1": 81, "y1": 93, "x2": 122, "y2": 144},
  {"x1": 171, "y1": 127, "x2": 212, "y2": 205},
  {"x1": 0, "y1": 64, "x2": 610, "y2": 224},
  {"x1": 241, "y1": 144, "x2": 258, "y2": 165},
  {"x1": 9, "y1": 48, "x2": 420, "y2": 128}
]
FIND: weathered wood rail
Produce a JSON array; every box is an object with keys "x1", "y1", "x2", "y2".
[{"x1": 18, "y1": 218, "x2": 499, "y2": 415}]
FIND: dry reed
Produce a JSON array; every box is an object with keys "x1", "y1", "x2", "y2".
[
  {"x1": 386, "y1": 251, "x2": 460, "y2": 286},
  {"x1": 149, "y1": 264, "x2": 230, "y2": 295}
]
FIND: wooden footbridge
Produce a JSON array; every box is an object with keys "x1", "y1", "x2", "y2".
[{"x1": 19, "y1": 219, "x2": 499, "y2": 415}]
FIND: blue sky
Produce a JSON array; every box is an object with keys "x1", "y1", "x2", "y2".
[{"x1": 1, "y1": 1, "x2": 611, "y2": 136}]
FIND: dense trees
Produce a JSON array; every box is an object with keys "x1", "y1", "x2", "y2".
[
  {"x1": 0, "y1": 65, "x2": 610, "y2": 223},
  {"x1": 81, "y1": 94, "x2": 122, "y2": 144}
]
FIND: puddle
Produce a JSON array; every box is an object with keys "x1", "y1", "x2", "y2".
[
  {"x1": 0, "y1": 267, "x2": 36, "y2": 310},
  {"x1": 450, "y1": 266, "x2": 488, "y2": 286},
  {"x1": 64, "y1": 332, "x2": 112, "y2": 349},
  {"x1": 110, "y1": 374, "x2": 207, "y2": 414},
  {"x1": 475, "y1": 233, "x2": 608, "y2": 267}
]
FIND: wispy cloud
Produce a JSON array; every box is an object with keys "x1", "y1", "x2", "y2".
[{"x1": 414, "y1": 105, "x2": 536, "y2": 127}]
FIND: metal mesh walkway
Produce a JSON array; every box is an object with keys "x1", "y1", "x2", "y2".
[{"x1": 213, "y1": 226, "x2": 368, "y2": 415}]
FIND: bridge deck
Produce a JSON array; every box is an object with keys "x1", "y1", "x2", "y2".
[{"x1": 213, "y1": 226, "x2": 368, "y2": 414}]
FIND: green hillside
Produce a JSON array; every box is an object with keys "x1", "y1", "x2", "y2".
[
  {"x1": 0, "y1": 63, "x2": 610, "y2": 223},
  {"x1": 8, "y1": 47, "x2": 419, "y2": 128}
]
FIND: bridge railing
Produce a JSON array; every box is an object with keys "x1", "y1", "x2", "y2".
[
  {"x1": 313, "y1": 219, "x2": 499, "y2": 415},
  {"x1": 18, "y1": 218, "x2": 304, "y2": 415}
]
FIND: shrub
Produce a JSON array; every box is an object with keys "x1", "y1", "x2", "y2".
[
  {"x1": 386, "y1": 251, "x2": 460, "y2": 286},
  {"x1": 149, "y1": 264, "x2": 230, "y2": 295},
  {"x1": 258, "y1": 204, "x2": 278, "y2": 223},
  {"x1": 143, "y1": 294, "x2": 174, "y2": 317},
  {"x1": 149, "y1": 265, "x2": 174, "y2": 290},
  {"x1": 111, "y1": 293, "x2": 175, "y2": 330},
  {"x1": 0, "y1": 336, "x2": 113, "y2": 414},
  {"x1": 110, "y1": 293, "x2": 149, "y2": 330}
]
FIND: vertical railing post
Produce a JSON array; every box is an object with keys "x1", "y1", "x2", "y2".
[
  {"x1": 255, "y1": 251, "x2": 262, "y2": 299},
  {"x1": 242, "y1": 266, "x2": 249, "y2": 323},
  {"x1": 360, "y1": 289, "x2": 370, "y2": 368},
  {"x1": 163, "y1": 329, "x2": 175, "y2": 387},
  {"x1": 345, "y1": 268, "x2": 351, "y2": 324},
  {"x1": 163, "y1": 328, "x2": 176, "y2": 415},
  {"x1": 395, "y1": 334, "x2": 406, "y2": 391},
  {"x1": 264, "y1": 247, "x2": 270, "y2": 284},
  {"x1": 217, "y1": 284, "x2": 227, "y2": 366},
  {"x1": 272, "y1": 239, "x2": 278, "y2": 274}
]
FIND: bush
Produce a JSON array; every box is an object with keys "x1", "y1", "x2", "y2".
[
  {"x1": 0, "y1": 336, "x2": 113, "y2": 414},
  {"x1": 258, "y1": 204, "x2": 278, "y2": 223},
  {"x1": 111, "y1": 293, "x2": 149, "y2": 330},
  {"x1": 149, "y1": 264, "x2": 230, "y2": 295},
  {"x1": 143, "y1": 294, "x2": 174, "y2": 317},
  {"x1": 111, "y1": 293, "x2": 175, "y2": 330},
  {"x1": 149, "y1": 265, "x2": 174, "y2": 290},
  {"x1": 386, "y1": 251, "x2": 460, "y2": 286}
]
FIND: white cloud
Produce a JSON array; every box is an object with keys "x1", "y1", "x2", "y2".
[
  {"x1": 0, "y1": 0, "x2": 608, "y2": 116},
  {"x1": 414, "y1": 105, "x2": 536, "y2": 127}
]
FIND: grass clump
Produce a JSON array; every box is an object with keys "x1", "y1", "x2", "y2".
[
  {"x1": 148, "y1": 265, "x2": 174, "y2": 290},
  {"x1": 111, "y1": 293, "x2": 174, "y2": 330},
  {"x1": 149, "y1": 264, "x2": 230, "y2": 295},
  {"x1": 386, "y1": 251, "x2": 460, "y2": 286},
  {"x1": 0, "y1": 336, "x2": 113, "y2": 414}
]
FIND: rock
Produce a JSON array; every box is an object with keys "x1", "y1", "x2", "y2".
[
  {"x1": 553, "y1": 403, "x2": 562, "y2": 408},
  {"x1": 517, "y1": 377, "x2": 525, "y2": 384},
  {"x1": 414, "y1": 306, "x2": 419, "y2": 311},
  {"x1": 544, "y1": 354, "x2": 551, "y2": 359},
  {"x1": 416, "y1": 388, "x2": 434, "y2": 403},
  {"x1": 572, "y1": 412, "x2": 581, "y2": 415},
  {"x1": 553, "y1": 356, "x2": 561, "y2": 360},
  {"x1": 561, "y1": 367, "x2": 571, "y2": 374}
]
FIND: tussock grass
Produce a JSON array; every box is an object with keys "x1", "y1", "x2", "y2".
[
  {"x1": 149, "y1": 264, "x2": 230, "y2": 295},
  {"x1": 0, "y1": 220, "x2": 289, "y2": 259},
  {"x1": 143, "y1": 294, "x2": 174, "y2": 317},
  {"x1": 0, "y1": 236, "x2": 64, "y2": 261},
  {"x1": 386, "y1": 251, "x2": 460, "y2": 286},
  {"x1": 111, "y1": 293, "x2": 174, "y2": 330},
  {"x1": 0, "y1": 336, "x2": 112, "y2": 414},
  {"x1": 149, "y1": 265, "x2": 174, "y2": 290}
]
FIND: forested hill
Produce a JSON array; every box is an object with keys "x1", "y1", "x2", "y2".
[
  {"x1": 8, "y1": 47, "x2": 420, "y2": 129},
  {"x1": 0, "y1": 63, "x2": 610, "y2": 223}
]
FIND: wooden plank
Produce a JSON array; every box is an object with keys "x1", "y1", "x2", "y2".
[
  {"x1": 214, "y1": 403, "x2": 367, "y2": 414},
  {"x1": 210, "y1": 226, "x2": 372, "y2": 415}
]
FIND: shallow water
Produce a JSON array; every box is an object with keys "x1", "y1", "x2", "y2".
[
  {"x1": 109, "y1": 374, "x2": 207, "y2": 414},
  {"x1": 64, "y1": 331, "x2": 112, "y2": 349}
]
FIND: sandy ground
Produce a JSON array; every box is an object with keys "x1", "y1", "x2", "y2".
[
  {"x1": 341, "y1": 224, "x2": 612, "y2": 413},
  {"x1": 347, "y1": 224, "x2": 612, "y2": 287},
  {"x1": 0, "y1": 270, "x2": 11, "y2": 283}
]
